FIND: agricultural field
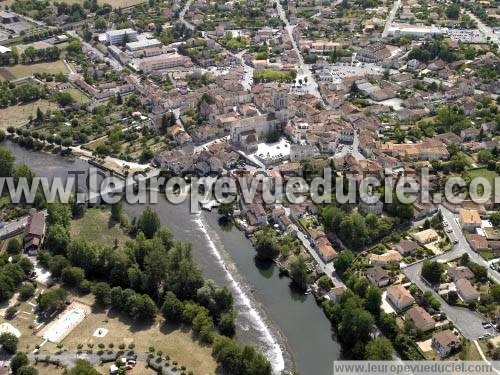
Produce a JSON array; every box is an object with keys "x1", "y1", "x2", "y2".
[
  {"x1": 0, "y1": 60, "x2": 69, "y2": 81},
  {"x1": 0, "y1": 99, "x2": 57, "y2": 129}
]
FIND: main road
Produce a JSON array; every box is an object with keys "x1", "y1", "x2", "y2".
[
  {"x1": 274, "y1": 1, "x2": 325, "y2": 104},
  {"x1": 382, "y1": 0, "x2": 401, "y2": 38},
  {"x1": 466, "y1": 11, "x2": 500, "y2": 47}
]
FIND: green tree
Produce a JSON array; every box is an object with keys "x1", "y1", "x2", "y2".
[
  {"x1": 161, "y1": 291, "x2": 184, "y2": 323},
  {"x1": 37, "y1": 288, "x2": 67, "y2": 314},
  {"x1": 92, "y1": 282, "x2": 111, "y2": 306},
  {"x1": 136, "y1": 207, "x2": 161, "y2": 238},
  {"x1": 0, "y1": 147, "x2": 14, "y2": 177},
  {"x1": 47, "y1": 202, "x2": 72, "y2": 228},
  {"x1": 254, "y1": 229, "x2": 279, "y2": 261},
  {"x1": 61, "y1": 266, "x2": 85, "y2": 287},
  {"x1": 10, "y1": 352, "x2": 28, "y2": 373},
  {"x1": 421, "y1": 260, "x2": 444, "y2": 284},
  {"x1": 219, "y1": 310, "x2": 236, "y2": 337},
  {"x1": 48, "y1": 255, "x2": 71, "y2": 278},
  {"x1": 56, "y1": 92, "x2": 75, "y2": 107},
  {"x1": 19, "y1": 283, "x2": 35, "y2": 300},
  {"x1": 290, "y1": 256, "x2": 308, "y2": 290},
  {"x1": 339, "y1": 213, "x2": 368, "y2": 249},
  {"x1": 365, "y1": 337, "x2": 394, "y2": 360},
  {"x1": 94, "y1": 17, "x2": 107, "y2": 31},
  {"x1": 338, "y1": 300, "x2": 374, "y2": 346},
  {"x1": 334, "y1": 250, "x2": 354, "y2": 277},
  {"x1": 6, "y1": 238, "x2": 21, "y2": 255},
  {"x1": 16, "y1": 366, "x2": 38, "y2": 375},
  {"x1": 490, "y1": 284, "x2": 500, "y2": 303},
  {"x1": 365, "y1": 285, "x2": 382, "y2": 315},
  {"x1": 0, "y1": 332, "x2": 18, "y2": 353},
  {"x1": 317, "y1": 275, "x2": 332, "y2": 291},
  {"x1": 44, "y1": 224, "x2": 70, "y2": 254}
]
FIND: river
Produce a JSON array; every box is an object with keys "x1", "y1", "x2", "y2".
[{"x1": 3, "y1": 141, "x2": 342, "y2": 375}]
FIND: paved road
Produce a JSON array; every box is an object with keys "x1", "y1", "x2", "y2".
[
  {"x1": 403, "y1": 261, "x2": 493, "y2": 339},
  {"x1": 179, "y1": 0, "x2": 195, "y2": 31},
  {"x1": 466, "y1": 11, "x2": 500, "y2": 47},
  {"x1": 334, "y1": 131, "x2": 365, "y2": 161},
  {"x1": 382, "y1": 0, "x2": 401, "y2": 38},
  {"x1": 0, "y1": 215, "x2": 29, "y2": 239},
  {"x1": 275, "y1": 0, "x2": 325, "y2": 103},
  {"x1": 439, "y1": 206, "x2": 500, "y2": 284},
  {"x1": 402, "y1": 205, "x2": 500, "y2": 339}
]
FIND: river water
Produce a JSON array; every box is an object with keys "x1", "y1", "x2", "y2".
[{"x1": 3, "y1": 141, "x2": 342, "y2": 375}]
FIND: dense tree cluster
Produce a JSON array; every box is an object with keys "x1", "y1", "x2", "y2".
[
  {"x1": 39, "y1": 204, "x2": 271, "y2": 372},
  {"x1": 408, "y1": 38, "x2": 460, "y2": 63},
  {"x1": 0, "y1": 82, "x2": 48, "y2": 107},
  {"x1": 421, "y1": 260, "x2": 444, "y2": 284},
  {"x1": 19, "y1": 46, "x2": 60, "y2": 64},
  {"x1": 212, "y1": 335, "x2": 272, "y2": 375},
  {"x1": 321, "y1": 205, "x2": 395, "y2": 249}
]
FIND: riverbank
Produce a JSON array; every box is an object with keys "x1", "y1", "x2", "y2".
[{"x1": 1, "y1": 140, "x2": 344, "y2": 375}]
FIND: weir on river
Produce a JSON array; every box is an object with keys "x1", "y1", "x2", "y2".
[{"x1": 4, "y1": 140, "x2": 342, "y2": 375}]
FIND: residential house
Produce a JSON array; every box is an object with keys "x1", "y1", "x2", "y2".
[
  {"x1": 395, "y1": 239, "x2": 419, "y2": 256},
  {"x1": 458, "y1": 209, "x2": 482, "y2": 232},
  {"x1": 455, "y1": 278, "x2": 479, "y2": 303},
  {"x1": 386, "y1": 284, "x2": 415, "y2": 310},
  {"x1": 326, "y1": 286, "x2": 347, "y2": 303},
  {"x1": 370, "y1": 250, "x2": 403, "y2": 266},
  {"x1": 466, "y1": 234, "x2": 489, "y2": 253},
  {"x1": 313, "y1": 231, "x2": 337, "y2": 262},
  {"x1": 407, "y1": 306, "x2": 435, "y2": 332},
  {"x1": 447, "y1": 266, "x2": 474, "y2": 282},
  {"x1": 432, "y1": 330, "x2": 461, "y2": 357},
  {"x1": 411, "y1": 229, "x2": 439, "y2": 244},
  {"x1": 366, "y1": 267, "x2": 390, "y2": 287},
  {"x1": 24, "y1": 212, "x2": 46, "y2": 255},
  {"x1": 247, "y1": 203, "x2": 267, "y2": 226}
]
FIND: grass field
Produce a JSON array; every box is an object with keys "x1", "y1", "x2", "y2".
[
  {"x1": 63, "y1": 87, "x2": 90, "y2": 104},
  {"x1": 57, "y1": 0, "x2": 146, "y2": 6},
  {"x1": 100, "y1": 0, "x2": 146, "y2": 6},
  {"x1": 0, "y1": 99, "x2": 57, "y2": 129},
  {"x1": 463, "y1": 167, "x2": 499, "y2": 194},
  {"x1": 70, "y1": 207, "x2": 130, "y2": 247},
  {"x1": 60, "y1": 299, "x2": 217, "y2": 375},
  {"x1": 0, "y1": 60, "x2": 69, "y2": 81}
]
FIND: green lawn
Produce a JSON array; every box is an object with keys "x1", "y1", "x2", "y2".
[
  {"x1": 62, "y1": 87, "x2": 90, "y2": 104},
  {"x1": 463, "y1": 167, "x2": 499, "y2": 194},
  {"x1": 70, "y1": 207, "x2": 130, "y2": 247},
  {"x1": 0, "y1": 60, "x2": 69, "y2": 81}
]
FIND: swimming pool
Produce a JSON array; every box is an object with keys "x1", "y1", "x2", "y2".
[{"x1": 42, "y1": 307, "x2": 86, "y2": 343}]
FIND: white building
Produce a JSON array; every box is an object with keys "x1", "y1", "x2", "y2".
[
  {"x1": 126, "y1": 38, "x2": 162, "y2": 51},
  {"x1": 387, "y1": 24, "x2": 443, "y2": 38},
  {"x1": 105, "y1": 29, "x2": 138, "y2": 45}
]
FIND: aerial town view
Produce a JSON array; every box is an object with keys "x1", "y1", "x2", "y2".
[{"x1": 0, "y1": 0, "x2": 498, "y2": 374}]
